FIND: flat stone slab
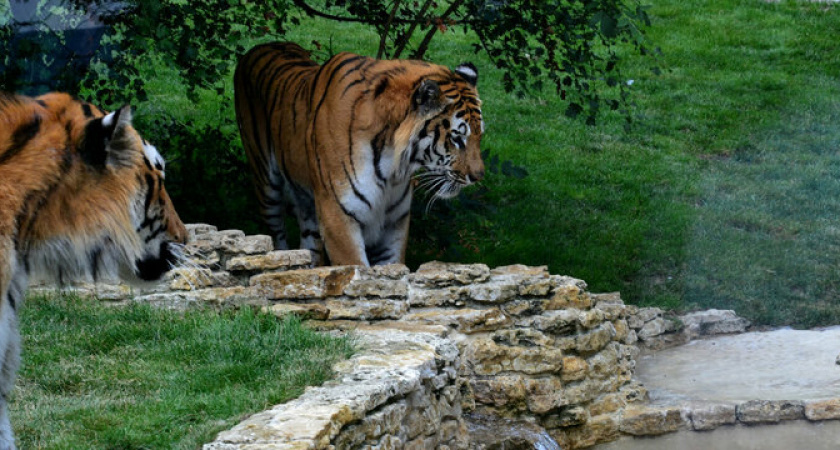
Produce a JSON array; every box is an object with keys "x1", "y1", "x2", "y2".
[
  {"x1": 636, "y1": 327, "x2": 840, "y2": 403},
  {"x1": 596, "y1": 420, "x2": 840, "y2": 450}
]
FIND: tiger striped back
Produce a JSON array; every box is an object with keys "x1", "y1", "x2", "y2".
[{"x1": 235, "y1": 42, "x2": 485, "y2": 266}]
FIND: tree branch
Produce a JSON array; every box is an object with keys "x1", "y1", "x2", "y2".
[
  {"x1": 293, "y1": 0, "x2": 415, "y2": 25},
  {"x1": 293, "y1": 0, "x2": 371, "y2": 23},
  {"x1": 411, "y1": 0, "x2": 465, "y2": 60},
  {"x1": 377, "y1": 0, "x2": 402, "y2": 59},
  {"x1": 393, "y1": 0, "x2": 434, "y2": 58}
]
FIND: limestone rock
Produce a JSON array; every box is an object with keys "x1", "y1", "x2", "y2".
[
  {"x1": 465, "y1": 281, "x2": 518, "y2": 303},
  {"x1": 546, "y1": 277, "x2": 591, "y2": 310},
  {"x1": 542, "y1": 405, "x2": 588, "y2": 428},
  {"x1": 166, "y1": 268, "x2": 237, "y2": 291},
  {"x1": 588, "y1": 393, "x2": 626, "y2": 417},
  {"x1": 409, "y1": 287, "x2": 465, "y2": 307},
  {"x1": 188, "y1": 230, "x2": 273, "y2": 257},
  {"x1": 689, "y1": 404, "x2": 737, "y2": 431},
  {"x1": 135, "y1": 286, "x2": 267, "y2": 308},
  {"x1": 520, "y1": 309, "x2": 580, "y2": 335},
  {"x1": 576, "y1": 323, "x2": 616, "y2": 352},
  {"x1": 804, "y1": 398, "x2": 840, "y2": 421},
  {"x1": 251, "y1": 266, "x2": 357, "y2": 300},
  {"x1": 636, "y1": 317, "x2": 667, "y2": 340},
  {"x1": 558, "y1": 414, "x2": 620, "y2": 449},
  {"x1": 489, "y1": 264, "x2": 553, "y2": 297},
  {"x1": 619, "y1": 406, "x2": 685, "y2": 436},
  {"x1": 186, "y1": 223, "x2": 218, "y2": 239},
  {"x1": 681, "y1": 309, "x2": 750, "y2": 338},
  {"x1": 491, "y1": 328, "x2": 553, "y2": 348},
  {"x1": 226, "y1": 250, "x2": 314, "y2": 272},
  {"x1": 344, "y1": 279, "x2": 409, "y2": 299},
  {"x1": 412, "y1": 261, "x2": 490, "y2": 287},
  {"x1": 326, "y1": 297, "x2": 409, "y2": 321},
  {"x1": 263, "y1": 303, "x2": 330, "y2": 321},
  {"x1": 402, "y1": 308, "x2": 512, "y2": 334},
  {"x1": 736, "y1": 400, "x2": 805, "y2": 424},
  {"x1": 462, "y1": 338, "x2": 563, "y2": 376}
]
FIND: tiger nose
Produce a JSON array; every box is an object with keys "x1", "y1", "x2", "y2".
[{"x1": 469, "y1": 165, "x2": 485, "y2": 183}]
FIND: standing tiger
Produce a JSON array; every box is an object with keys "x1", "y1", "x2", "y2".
[
  {"x1": 235, "y1": 42, "x2": 485, "y2": 266},
  {"x1": 0, "y1": 92, "x2": 187, "y2": 449}
]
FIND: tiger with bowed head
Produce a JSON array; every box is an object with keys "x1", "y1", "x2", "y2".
[
  {"x1": 0, "y1": 92, "x2": 187, "y2": 448},
  {"x1": 235, "y1": 42, "x2": 485, "y2": 266}
]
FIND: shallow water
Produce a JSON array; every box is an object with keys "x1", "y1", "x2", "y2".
[
  {"x1": 595, "y1": 421, "x2": 840, "y2": 450},
  {"x1": 636, "y1": 327, "x2": 840, "y2": 403}
]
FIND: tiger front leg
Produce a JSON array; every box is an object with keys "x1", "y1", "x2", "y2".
[{"x1": 315, "y1": 192, "x2": 370, "y2": 266}]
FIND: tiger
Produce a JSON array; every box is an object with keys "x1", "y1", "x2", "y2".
[
  {"x1": 0, "y1": 91, "x2": 187, "y2": 449},
  {"x1": 234, "y1": 42, "x2": 485, "y2": 266}
]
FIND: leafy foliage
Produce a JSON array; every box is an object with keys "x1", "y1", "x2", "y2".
[
  {"x1": 2, "y1": 0, "x2": 650, "y2": 267},
  {"x1": 298, "y1": 0, "x2": 653, "y2": 124}
]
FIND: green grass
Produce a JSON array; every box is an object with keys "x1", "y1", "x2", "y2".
[
  {"x1": 13, "y1": 294, "x2": 354, "y2": 449},
  {"x1": 139, "y1": 1, "x2": 840, "y2": 327}
]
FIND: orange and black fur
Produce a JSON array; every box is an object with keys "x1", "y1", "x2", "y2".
[
  {"x1": 235, "y1": 42, "x2": 485, "y2": 266},
  {"x1": 0, "y1": 92, "x2": 187, "y2": 448}
]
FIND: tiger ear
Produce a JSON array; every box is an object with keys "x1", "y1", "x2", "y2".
[
  {"x1": 82, "y1": 105, "x2": 134, "y2": 168},
  {"x1": 413, "y1": 79, "x2": 443, "y2": 116},
  {"x1": 455, "y1": 62, "x2": 478, "y2": 86}
]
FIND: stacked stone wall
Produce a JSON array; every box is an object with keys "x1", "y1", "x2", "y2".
[{"x1": 31, "y1": 224, "x2": 751, "y2": 449}]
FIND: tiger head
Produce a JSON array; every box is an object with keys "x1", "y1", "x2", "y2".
[
  {"x1": 23, "y1": 93, "x2": 187, "y2": 284},
  {"x1": 408, "y1": 63, "x2": 485, "y2": 199}
]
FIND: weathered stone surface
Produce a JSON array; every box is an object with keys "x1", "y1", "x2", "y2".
[
  {"x1": 619, "y1": 406, "x2": 685, "y2": 436},
  {"x1": 134, "y1": 286, "x2": 268, "y2": 308},
  {"x1": 465, "y1": 281, "x2": 518, "y2": 303},
  {"x1": 326, "y1": 297, "x2": 408, "y2": 320},
  {"x1": 408, "y1": 287, "x2": 465, "y2": 307},
  {"x1": 546, "y1": 277, "x2": 591, "y2": 310},
  {"x1": 343, "y1": 279, "x2": 409, "y2": 299},
  {"x1": 587, "y1": 344, "x2": 620, "y2": 379},
  {"x1": 491, "y1": 328, "x2": 553, "y2": 348},
  {"x1": 588, "y1": 393, "x2": 626, "y2": 417},
  {"x1": 251, "y1": 266, "x2": 357, "y2": 300},
  {"x1": 402, "y1": 308, "x2": 512, "y2": 333},
  {"x1": 520, "y1": 309, "x2": 580, "y2": 335},
  {"x1": 557, "y1": 413, "x2": 620, "y2": 450},
  {"x1": 412, "y1": 261, "x2": 490, "y2": 287},
  {"x1": 561, "y1": 356, "x2": 589, "y2": 382},
  {"x1": 30, "y1": 282, "x2": 134, "y2": 301},
  {"x1": 489, "y1": 264, "x2": 554, "y2": 297},
  {"x1": 804, "y1": 398, "x2": 840, "y2": 421},
  {"x1": 263, "y1": 303, "x2": 330, "y2": 321},
  {"x1": 578, "y1": 309, "x2": 605, "y2": 329},
  {"x1": 167, "y1": 268, "x2": 237, "y2": 291},
  {"x1": 226, "y1": 250, "x2": 314, "y2": 272},
  {"x1": 637, "y1": 317, "x2": 667, "y2": 340},
  {"x1": 462, "y1": 338, "x2": 564, "y2": 376},
  {"x1": 186, "y1": 223, "x2": 218, "y2": 238},
  {"x1": 577, "y1": 323, "x2": 616, "y2": 352},
  {"x1": 681, "y1": 309, "x2": 750, "y2": 338},
  {"x1": 636, "y1": 307, "x2": 663, "y2": 323},
  {"x1": 736, "y1": 400, "x2": 805, "y2": 424},
  {"x1": 189, "y1": 231, "x2": 273, "y2": 257},
  {"x1": 369, "y1": 264, "x2": 411, "y2": 280},
  {"x1": 689, "y1": 404, "x2": 737, "y2": 431},
  {"x1": 542, "y1": 406, "x2": 588, "y2": 428}
]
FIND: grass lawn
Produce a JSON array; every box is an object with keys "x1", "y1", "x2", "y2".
[
  {"x1": 138, "y1": 0, "x2": 839, "y2": 327},
  {"x1": 12, "y1": 295, "x2": 354, "y2": 449}
]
